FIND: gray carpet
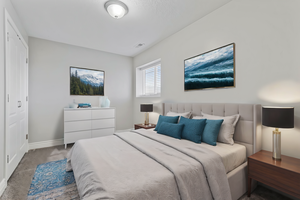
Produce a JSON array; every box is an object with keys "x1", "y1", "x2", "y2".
[
  {"x1": 0, "y1": 145, "x2": 294, "y2": 200},
  {"x1": 0, "y1": 145, "x2": 72, "y2": 200}
]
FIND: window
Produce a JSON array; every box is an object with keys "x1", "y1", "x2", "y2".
[{"x1": 136, "y1": 59, "x2": 161, "y2": 97}]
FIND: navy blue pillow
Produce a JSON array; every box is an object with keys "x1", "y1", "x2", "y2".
[
  {"x1": 202, "y1": 119, "x2": 224, "y2": 146},
  {"x1": 179, "y1": 117, "x2": 206, "y2": 143},
  {"x1": 157, "y1": 122, "x2": 184, "y2": 139},
  {"x1": 154, "y1": 115, "x2": 180, "y2": 131}
]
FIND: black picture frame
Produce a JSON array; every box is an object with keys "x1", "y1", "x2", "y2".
[
  {"x1": 184, "y1": 43, "x2": 235, "y2": 91},
  {"x1": 70, "y1": 66, "x2": 105, "y2": 96}
]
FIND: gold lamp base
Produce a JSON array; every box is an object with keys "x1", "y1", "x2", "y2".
[
  {"x1": 272, "y1": 128, "x2": 281, "y2": 160},
  {"x1": 144, "y1": 112, "x2": 149, "y2": 125}
]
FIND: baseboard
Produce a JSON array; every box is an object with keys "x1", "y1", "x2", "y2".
[
  {"x1": 28, "y1": 130, "x2": 133, "y2": 150},
  {"x1": 29, "y1": 138, "x2": 64, "y2": 150},
  {"x1": 0, "y1": 178, "x2": 7, "y2": 197}
]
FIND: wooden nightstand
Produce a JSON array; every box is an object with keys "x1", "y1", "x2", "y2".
[
  {"x1": 248, "y1": 150, "x2": 300, "y2": 199},
  {"x1": 134, "y1": 123, "x2": 156, "y2": 130}
]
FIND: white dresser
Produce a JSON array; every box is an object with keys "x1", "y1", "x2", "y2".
[{"x1": 64, "y1": 107, "x2": 115, "y2": 148}]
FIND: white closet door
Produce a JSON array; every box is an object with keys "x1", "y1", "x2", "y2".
[
  {"x1": 6, "y1": 21, "x2": 28, "y2": 180},
  {"x1": 18, "y1": 31, "x2": 28, "y2": 163}
]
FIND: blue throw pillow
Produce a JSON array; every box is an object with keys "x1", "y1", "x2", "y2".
[
  {"x1": 179, "y1": 117, "x2": 206, "y2": 143},
  {"x1": 154, "y1": 115, "x2": 180, "y2": 131},
  {"x1": 202, "y1": 119, "x2": 224, "y2": 146},
  {"x1": 157, "y1": 122, "x2": 184, "y2": 139}
]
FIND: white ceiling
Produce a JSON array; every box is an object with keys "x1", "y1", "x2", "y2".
[{"x1": 11, "y1": 0, "x2": 232, "y2": 57}]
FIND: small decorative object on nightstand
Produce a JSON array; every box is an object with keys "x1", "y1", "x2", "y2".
[
  {"x1": 134, "y1": 123, "x2": 156, "y2": 130},
  {"x1": 140, "y1": 104, "x2": 153, "y2": 125},
  {"x1": 262, "y1": 106, "x2": 294, "y2": 160},
  {"x1": 248, "y1": 150, "x2": 300, "y2": 198}
]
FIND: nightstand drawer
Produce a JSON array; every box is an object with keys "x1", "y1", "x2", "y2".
[
  {"x1": 134, "y1": 124, "x2": 156, "y2": 130},
  {"x1": 249, "y1": 159, "x2": 300, "y2": 197}
]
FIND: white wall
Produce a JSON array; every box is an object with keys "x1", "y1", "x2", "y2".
[
  {"x1": 0, "y1": 0, "x2": 28, "y2": 189},
  {"x1": 133, "y1": 0, "x2": 300, "y2": 159},
  {"x1": 28, "y1": 37, "x2": 133, "y2": 143}
]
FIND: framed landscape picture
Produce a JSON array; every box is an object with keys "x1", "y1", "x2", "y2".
[
  {"x1": 70, "y1": 66, "x2": 104, "y2": 96},
  {"x1": 184, "y1": 43, "x2": 235, "y2": 91}
]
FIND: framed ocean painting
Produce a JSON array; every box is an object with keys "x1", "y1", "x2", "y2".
[
  {"x1": 70, "y1": 66, "x2": 104, "y2": 96},
  {"x1": 184, "y1": 43, "x2": 235, "y2": 91}
]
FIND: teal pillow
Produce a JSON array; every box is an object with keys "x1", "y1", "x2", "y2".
[
  {"x1": 202, "y1": 119, "x2": 224, "y2": 146},
  {"x1": 157, "y1": 122, "x2": 184, "y2": 139},
  {"x1": 179, "y1": 117, "x2": 206, "y2": 143},
  {"x1": 154, "y1": 115, "x2": 179, "y2": 131}
]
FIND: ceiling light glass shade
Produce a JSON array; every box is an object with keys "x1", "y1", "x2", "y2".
[{"x1": 105, "y1": 1, "x2": 128, "y2": 19}]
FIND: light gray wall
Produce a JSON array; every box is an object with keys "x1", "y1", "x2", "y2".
[
  {"x1": 29, "y1": 37, "x2": 133, "y2": 143},
  {"x1": 0, "y1": 0, "x2": 28, "y2": 184},
  {"x1": 133, "y1": 0, "x2": 300, "y2": 159}
]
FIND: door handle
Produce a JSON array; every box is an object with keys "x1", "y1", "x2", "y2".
[{"x1": 18, "y1": 101, "x2": 21, "y2": 108}]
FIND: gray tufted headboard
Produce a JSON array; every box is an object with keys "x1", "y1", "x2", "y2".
[{"x1": 163, "y1": 103, "x2": 262, "y2": 157}]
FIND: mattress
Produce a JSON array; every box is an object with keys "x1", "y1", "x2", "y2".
[
  {"x1": 199, "y1": 142, "x2": 246, "y2": 173},
  {"x1": 147, "y1": 129, "x2": 246, "y2": 173}
]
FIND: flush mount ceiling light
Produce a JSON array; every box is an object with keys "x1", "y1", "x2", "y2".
[{"x1": 104, "y1": 0, "x2": 128, "y2": 19}]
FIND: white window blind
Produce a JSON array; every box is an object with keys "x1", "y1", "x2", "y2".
[
  {"x1": 136, "y1": 59, "x2": 161, "y2": 97},
  {"x1": 156, "y1": 65, "x2": 161, "y2": 94},
  {"x1": 143, "y1": 65, "x2": 161, "y2": 95},
  {"x1": 145, "y1": 67, "x2": 155, "y2": 94}
]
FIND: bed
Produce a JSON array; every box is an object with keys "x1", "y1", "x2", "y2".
[{"x1": 67, "y1": 103, "x2": 262, "y2": 200}]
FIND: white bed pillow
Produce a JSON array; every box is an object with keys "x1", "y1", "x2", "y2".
[
  {"x1": 166, "y1": 111, "x2": 192, "y2": 120},
  {"x1": 193, "y1": 112, "x2": 240, "y2": 145}
]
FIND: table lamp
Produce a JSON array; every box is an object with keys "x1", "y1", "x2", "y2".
[
  {"x1": 140, "y1": 104, "x2": 153, "y2": 126},
  {"x1": 262, "y1": 106, "x2": 294, "y2": 160}
]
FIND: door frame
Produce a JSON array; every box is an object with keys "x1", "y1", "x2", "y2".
[{"x1": 4, "y1": 9, "x2": 29, "y2": 182}]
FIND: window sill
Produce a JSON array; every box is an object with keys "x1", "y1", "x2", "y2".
[{"x1": 136, "y1": 94, "x2": 161, "y2": 98}]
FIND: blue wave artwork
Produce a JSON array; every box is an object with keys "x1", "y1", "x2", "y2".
[{"x1": 184, "y1": 44, "x2": 234, "y2": 90}]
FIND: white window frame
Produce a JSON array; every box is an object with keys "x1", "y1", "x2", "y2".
[{"x1": 136, "y1": 59, "x2": 161, "y2": 98}]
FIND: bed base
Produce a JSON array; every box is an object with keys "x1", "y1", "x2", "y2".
[
  {"x1": 227, "y1": 162, "x2": 256, "y2": 200},
  {"x1": 163, "y1": 103, "x2": 262, "y2": 199}
]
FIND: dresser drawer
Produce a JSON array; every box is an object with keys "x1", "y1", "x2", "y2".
[
  {"x1": 92, "y1": 128, "x2": 114, "y2": 138},
  {"x1": 64, "y1": 121, "x2": 91, "y2": 132},
  {"x1": 64, "y1": 110, "x2": 91, "y2": 121},
  {"x1": 92, "y1": 119, "x2": 115, "y2": 129},
  {"x1": 92, "y1": 109, "x2": 115, "y2": 119},
  {"x1": 64, "y1": 130, "x2": 91, "y2": 143},
  {"x1": 249, "y1": 159, "x2": 300, "y2": 196}
]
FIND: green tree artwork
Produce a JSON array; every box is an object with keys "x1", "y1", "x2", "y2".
[{"x1": 70, "y1": 67, "x2": 104, "y2": 96}]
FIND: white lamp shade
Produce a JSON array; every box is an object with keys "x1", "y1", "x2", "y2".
[{"x1": 105, "y1": 1, "x2": 128, "y2": 19}]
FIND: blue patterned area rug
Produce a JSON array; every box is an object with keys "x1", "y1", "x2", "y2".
[{"x1": 27, "y1": 159, "x2": 79, "y2": 200}]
